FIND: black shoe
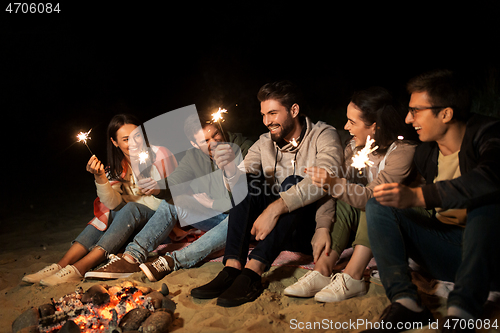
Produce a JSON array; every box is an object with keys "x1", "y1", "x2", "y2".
[
  {"x1": 216, "y1": 268, "x2": 264, "y2": 307},
  {"x1": 360, "y1": 302, "x2": 434, "y2": 332},
  {"x1": 439, "y1": 316, "x2": 475, "y2": 333},
  {"x1": 191, "y1": 266, "x2": 241, "y2": 299}
]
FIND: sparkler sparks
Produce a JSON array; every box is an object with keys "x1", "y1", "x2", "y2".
[
  {"x1": 138, "y1": 150, "x2": 149, "y2": 164},
  {"x1": 289, "y1": 138, "x2": 298, "y2": 147},
  {"x1": 210, "y1": 107, "x2": 229, "y2": 142},
  {"x1": 351, "y1": 135, "x2": 378, "y2": 172},
  {"x1": 211, "y1": 107, "x2": 227, "y2": 123},
  {"x1": 76, "y1": 129, "x2": 94, "y2": 155}
]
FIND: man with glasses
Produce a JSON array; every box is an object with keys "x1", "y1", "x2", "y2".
[{"x1": 361, "y1": 69, "x2": 500, "y2": 332}]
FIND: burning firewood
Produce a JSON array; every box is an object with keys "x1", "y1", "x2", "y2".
[{"x1": 12, "y1": 281, "x2": 176, "y2": 333}]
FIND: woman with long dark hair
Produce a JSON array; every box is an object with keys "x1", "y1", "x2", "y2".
[
  {"x1": 22, "y1": 114, "x2": 177, "y2": 285},
  {"x1": 284, "y1": 87, "x2": 418, "y2": 302}
]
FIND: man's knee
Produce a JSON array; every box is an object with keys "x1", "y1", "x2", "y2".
[{"x1": 365, "y1": 197, "x2": 384, "y2": 220}]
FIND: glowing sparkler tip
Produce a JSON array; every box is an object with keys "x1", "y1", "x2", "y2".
[
  {"x1": 398, "y1": 135, "x2": 404, "y2": 140},
  {"x1": 76, "y1": 129, "x2": 92, "y2": 143},
  {"x1": 290, "y1": 138, "x2": 298, "y2": 147},
  {"x1": 138, "y1": 150, "x2": 149, "y2": 164},
  {"x1": 351, "y1": 135, "x2": 379, "y2": 171},
  {"x1": 211, "y1": 107, "x2": 227, "y2": 123}
]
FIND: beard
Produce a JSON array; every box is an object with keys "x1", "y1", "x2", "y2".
[{"x1": 269, "y1": 116, "x2": 295, "y2": 142}]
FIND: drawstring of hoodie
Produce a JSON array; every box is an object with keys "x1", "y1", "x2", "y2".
[{"x1": 273, "y1": 147, "x2": 299, "y2": 184}]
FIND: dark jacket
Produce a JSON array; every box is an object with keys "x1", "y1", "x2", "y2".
[{"x1": 414, "y1": 113, "x2": 500, "y2": 210}]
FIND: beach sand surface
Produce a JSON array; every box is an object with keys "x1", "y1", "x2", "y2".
[{"x1": 1, "y1": 189, "x2": 499, "y2": 333}]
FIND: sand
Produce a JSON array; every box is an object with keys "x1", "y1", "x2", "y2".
[{"x1": 1, "y1": 188, "x2": 499, "y2": 333}]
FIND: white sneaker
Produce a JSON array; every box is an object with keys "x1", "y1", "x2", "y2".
[
  {"x1": 314, "y1": 272, "x2": 366, "y2": 302},
  {"x1": 40, "y1": 265, "x2": 83, "y2": 286},
  {"x1": 22, "y1": 263, "x2": 62, "y2": 284},
  {"x1": 284, "y1": 270, "x2": 332, "y2": 297}
]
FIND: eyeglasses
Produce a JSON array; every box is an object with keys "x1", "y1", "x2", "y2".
[{"x1": 408, "y1": 106, "x2": 448, "y2": 117}]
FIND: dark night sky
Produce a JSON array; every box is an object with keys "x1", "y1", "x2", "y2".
[{"x1": 2, "y1": 2, "x2": 500, "y2": 219}]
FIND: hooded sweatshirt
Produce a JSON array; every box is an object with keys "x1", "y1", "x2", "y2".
[{"x1": 227, "y1": 116, "x2": 343, "y2": 229}]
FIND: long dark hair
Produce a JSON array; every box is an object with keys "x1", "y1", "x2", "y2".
[
  {"x1": 107, "y1": 114, "x2": 141, "y2": 181},
  {"x1": 351, "y1": 87, "x2": 416, "y2": 154}
]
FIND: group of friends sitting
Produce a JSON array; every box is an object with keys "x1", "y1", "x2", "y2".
[{"x1": 22, "y1": 69, "x2": 500, "y2": 333}]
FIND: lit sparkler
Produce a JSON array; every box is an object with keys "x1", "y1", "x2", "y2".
[
  {"x1": 351, "y1": 135, "x2": 378, "y2": 173},
  {"x1": 211, "y1": 107, "x2": 229, "y2": 142},
  {"x1": 76, "y1": 129, "x2": 94, "y2": 155},
  {"x1": 138, "y1": 150, "x2": 149, "y2": 164}
]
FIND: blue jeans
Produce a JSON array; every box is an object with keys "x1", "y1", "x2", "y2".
[
  {"x1": 74, "y1": 202, "x2": 156, "y2": 255},
  {"x1": 223, "y1": 174, "x2": 316, "y2": 271},
  {"x1": 125, "y1": 195, "x2": 227, "y2": 266},
  {"x1": 166, "y1": 215, "x2": 228, "y2": 270},
  {"x1": 366, "y1": 198, "x2": 500, "y2": 317}
]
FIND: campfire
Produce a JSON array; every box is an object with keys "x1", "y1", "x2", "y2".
[{"x1": 12, "y1": 281, "x2": 176, "y2": 333}]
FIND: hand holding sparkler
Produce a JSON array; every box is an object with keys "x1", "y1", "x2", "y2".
[
  {"x1": 138, "y1": 177, "x2": 160, "y2": 196},
  {"x1": 213, "y1": 144, "x2": 237, "y2": 178},
  {"x1": 86, "y1": 155, "x2": 107, "y2": 184},
  {"x1": 305, "y1": 166, "x2": 338, "y2": 194}
]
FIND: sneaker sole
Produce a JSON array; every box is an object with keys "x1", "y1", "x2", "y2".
[
  {"x1": 39, "y1": 278, "x2": 82, "y2": 286},
  {"x1": 84, "y1": 272, "x2": 135, "y2": 279},
  {"x1": 139, "y1": 264, "x2": 158, "y2": 282},
  {"x1": 283, "y1": 287, "x2": 324, "y2": 298},
  {"x1": 21, "y1": 277, "x2": 38, "y2": 284},
  {"x1": 314, "y1": 290, "x2": 367, "y2": 303}
]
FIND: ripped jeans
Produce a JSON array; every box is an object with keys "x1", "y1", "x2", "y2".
[{"x1": 74, "y1": 202, "x2": 156, "y2": 256}]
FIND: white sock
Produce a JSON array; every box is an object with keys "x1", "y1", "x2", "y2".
[
  {"x1": 448, "y1": 306, "x2": 474, "y2": 320},
  {"x1": 396, "y1": 297, "x2": 424, "y2": 312}
]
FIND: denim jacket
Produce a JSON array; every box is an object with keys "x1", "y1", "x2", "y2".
[{"x1": 415, "y1": 113, "x2": 500, "y2": 210}]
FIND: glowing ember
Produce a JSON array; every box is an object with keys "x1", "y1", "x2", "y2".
[
  {"x1": 138, "y1": 150, "x2": 149, "y2": 164},
  {"x1": 351, "y1": 135, "x2": 378, "y2": 171},
  {"x1": 40, "y1": 286, "x2": 154, "y2": 333},
  {"x1": 289, "y1": 138, "x2": 298, "y2": 147},
  {"x1": 211, "y1": 107, "x2": 227, "y2": 123},
  {"x1": 77, "y1": 129, "x2": 94, "y2": 156}
]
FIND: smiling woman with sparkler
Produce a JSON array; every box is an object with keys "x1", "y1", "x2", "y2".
[
  {"x1": 22, "y1": 114, "x2": 178, "y2": 286},
  {"x1": 285, "y1": 87, "x2": 419, "y2": 303}
]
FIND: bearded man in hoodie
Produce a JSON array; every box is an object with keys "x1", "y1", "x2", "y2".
[{"x1": 191, "y1": 80, "x2": 344, "y2": 307}]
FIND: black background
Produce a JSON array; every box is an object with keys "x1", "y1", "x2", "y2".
[{"x1": 2, "y1": 2, "x2": 500, "y2": 223}]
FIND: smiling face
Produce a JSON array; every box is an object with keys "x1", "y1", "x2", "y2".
[
  {"x1": 260, "y1": 99, "x2": 296, "y2": 142},
  {"x1": 406, "y1": 91, "x2": 447, "y2": 142},
  {"x1": 111, "y1": 124, "x2": 142, "y2": 161},
  {"x1": 191, "y1": 123, "x2": 223, "y2": 159},
  {"x1": 344, "y1": 102, "x2": 376, "y2": 147}
]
